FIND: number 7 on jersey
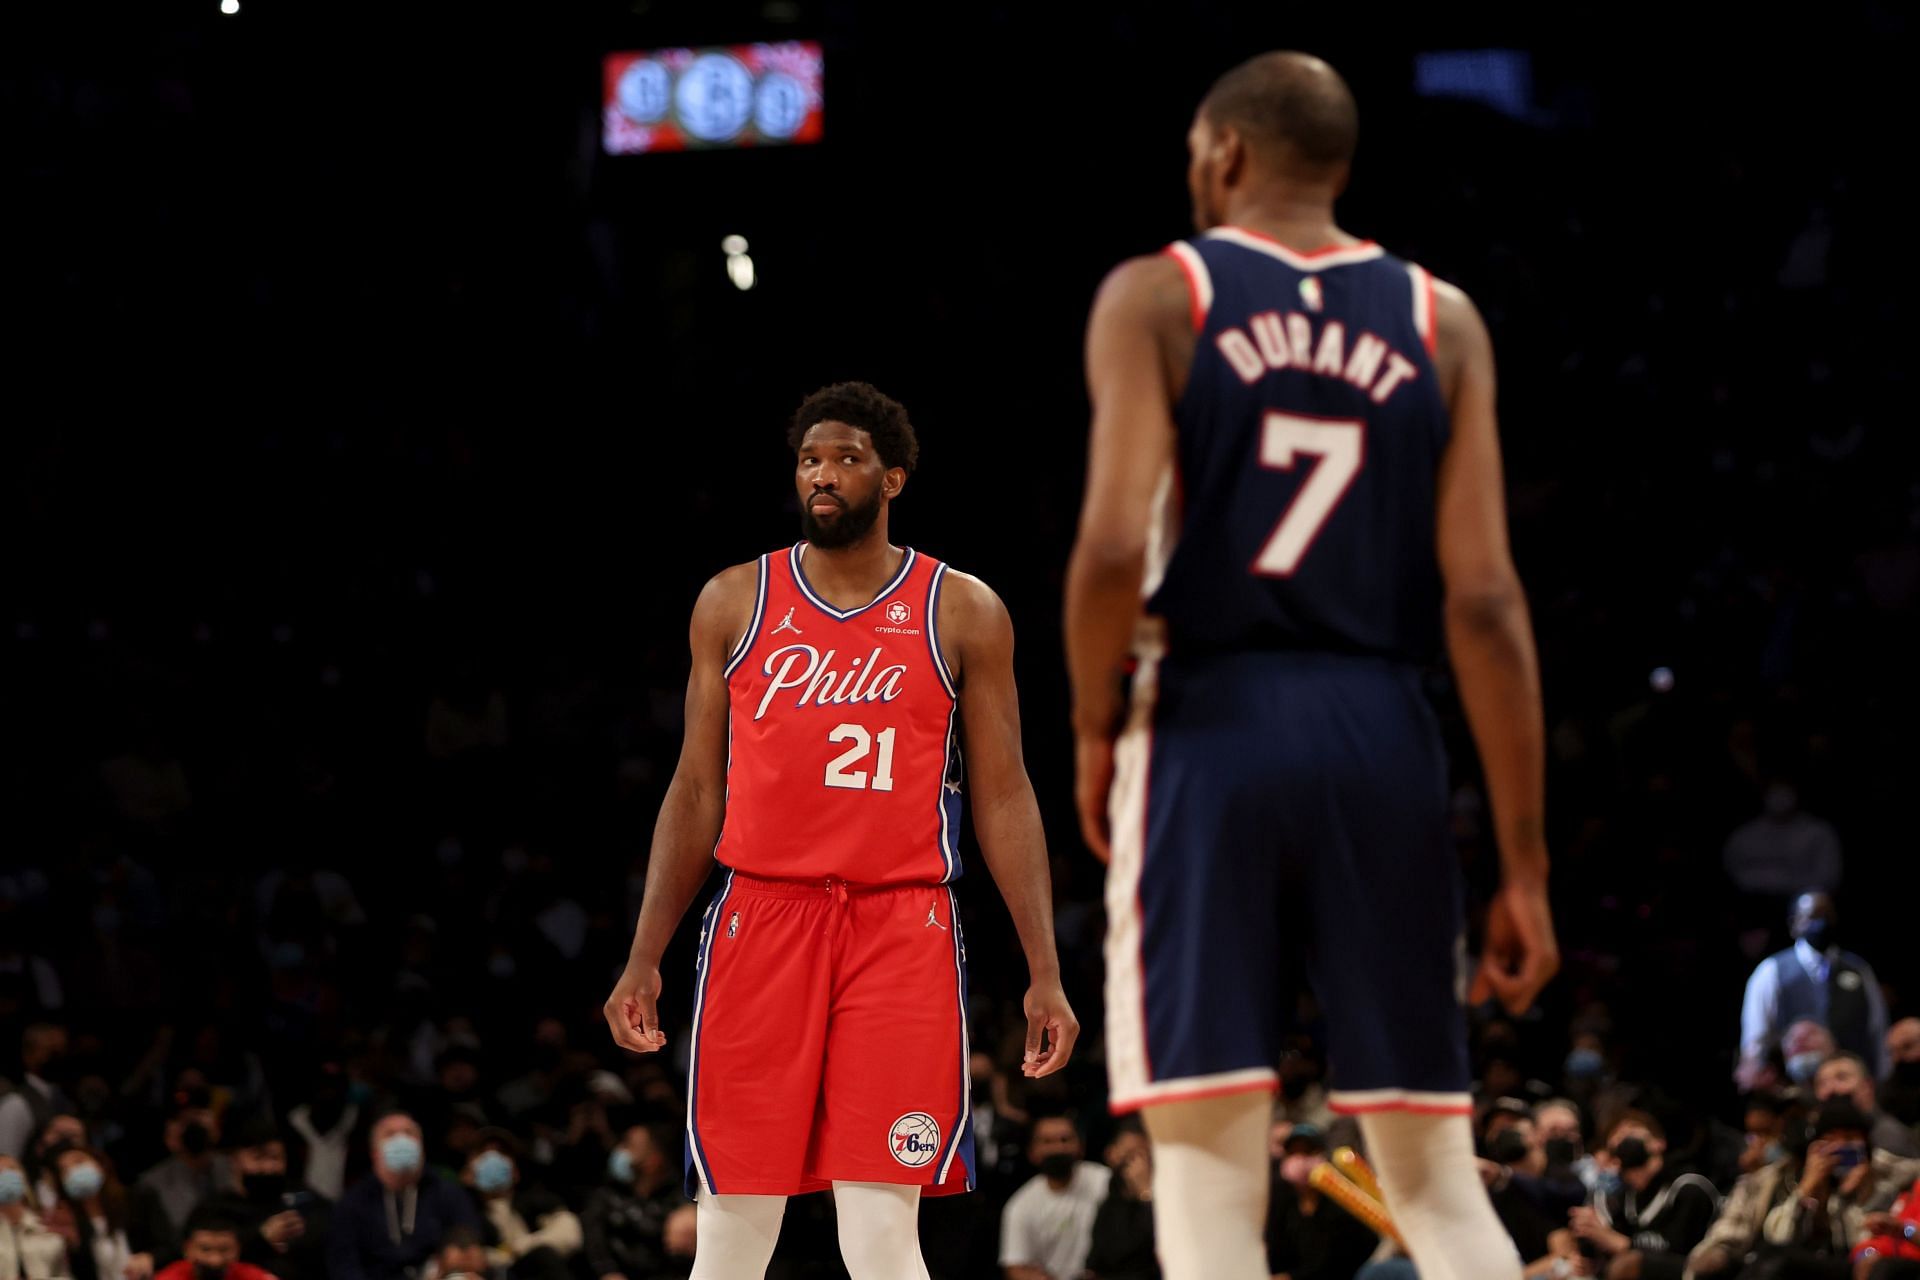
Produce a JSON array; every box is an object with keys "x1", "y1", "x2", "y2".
[{"x1": 1253, "y1": 412, "x2": 1364, "y2": 576}]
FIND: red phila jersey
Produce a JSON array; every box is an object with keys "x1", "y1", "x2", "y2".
[{"x1": 715, "y1": 544, "x2": 963, "y2": 885}]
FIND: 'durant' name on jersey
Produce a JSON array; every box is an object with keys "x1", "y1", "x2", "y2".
[
  {"x1": 1212, "y1": 309, "x2": 1422, "y2": 404},
  {"x1": 753, "y1": 643, "x2": 908, "y2": 722}
]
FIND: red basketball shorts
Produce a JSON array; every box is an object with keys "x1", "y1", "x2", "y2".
[{"x1": 683, "y1": 870, "x2": 975, "y2": 1198}]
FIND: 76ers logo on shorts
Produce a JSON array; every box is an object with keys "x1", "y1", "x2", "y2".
[
  {"x1": 888, "y1": 1112, "x2": 941, "y2": 1167},
  {"x1": 885, "y1": 600, "x2": 912, "y2": 625}
]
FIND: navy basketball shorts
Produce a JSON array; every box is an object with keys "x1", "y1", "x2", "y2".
[{"x1": 1104, "y1": 648, "x2": 1472, "y2": 1117}]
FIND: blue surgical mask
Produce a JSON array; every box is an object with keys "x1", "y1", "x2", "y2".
[
  {"x1": 380, "y1": 1134, "x2": 423, "y2": 1175},
  {"x1": 1788, "y1": 1052, "x2": 1826, "y2": 1084},
  {"x1": 472, "y1": 1151, "x2": 514, "y2": 1194},
  {"x1": 1596, "y1": 1168, "x2": 1623, "y2": 1197},
  {"x1": 0, "y1": 1169, "x2": 27, "y2": 1205},
  {"x1": 63, "y1": 1163, "x2": 106, "y2": 1200},
  {"x1": 1566, "y1": 1048, "x2": 1606, "y2": 1080},
  {"x1": 1763, "y1": 1142, "x2": 1787, "y2": 1164},
  {"x1": 607, "y1": 1149, "x2": 634, "y2": 1184}
]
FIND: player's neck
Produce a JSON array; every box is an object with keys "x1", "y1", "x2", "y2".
[
  {"x1": 800, "y1": 528, "x2": 904, "y2": 609},
  {"x1": 1218, "y1": 194, "x2": 1355, "y2": 253}
]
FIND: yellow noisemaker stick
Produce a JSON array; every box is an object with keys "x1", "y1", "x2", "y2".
[
  {"x1": 1332, "y1": 1147, "x2": 1385, "y2": 1203},
  {"x1": 1309, "y1": 1162, "x2": 1404, "y2": 1247}
]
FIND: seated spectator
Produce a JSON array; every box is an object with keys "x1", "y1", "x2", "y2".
[
  {"x1": 1479, "y1": 1112, "x2": 1582, "y2": 1271},
  {"x1": 0, "y1": 1153, "x2": 71, "y2": 1280},
  {"x1": 286, "y1": 1065, "x2": 360, "y2": 1203},
  {"x1": 460, "y1": 1130, "x2": 579, "y2": 1280},
  {"x1": 1085, "y1": 1121, "x2": 1157, "y2": 1280},
  {"x1": 1885, "y1": 1021, "x2": 1920, "y2": 1130},
  {"x1": 1852, "y1": 1170, "x2": 1920, "y2": 1274},
  {"x1": 132, "y1": 1098, "x2": 230, "y2": 1269},
  {"x1": 51, "y1": 1144, "x2": 149, "y2": 1280},
  {"x1": 0, "y1": 1025, "x2": 76, "y2": 1160},
  {"x1": 424, "y1": 1228, "x2": 499, "y2": 1280},
  {"x1": 1758, "y1": 1101, "x2": 1920, "y2": 1273},
  {"x1": 153, "y1": 1209, "x2": 278, "y2": 1280},
  {"x1": 326, "y1": 1113, "x2": 479, "y2": 1280},
  {"x1": 1817, "y1": 1056, "x2": 1920, "y2": 1159},
  {"x1": 1693, "y1": 1100, "x2": 1919, "y2": 1278},
  {"x1": 581, "y1": 1124, "x2": 680, "y2": 1280},
  {"x1": 1536, "y1": 1099, "x2": 1603, "y2": 1194},
  {"x1": 660, "y1": 1205, "x2": 696, "y2": 1277},
  {"x1": 1743, "y1": 1095, "x2": 1798, "y2": 1179},
  {"x1": 202, "y1": 1116, "x2": 329, "y2": 1280},
  {"x1": 1568, "y1": 1111, "x2": 1718, "y2": 1280},
  {"x1": 1000, "y1": 1113, "x2": 1110, "y2": 1280},
  {"x1": 1266, "y1": 1122, "x2": 1378, "y2": 1280},
  {"x1": 25, "y1": 1115, "x2": 90, "y2": 1213}
]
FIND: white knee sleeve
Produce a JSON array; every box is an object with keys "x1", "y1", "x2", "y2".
[
  {"x1": 832, "y1": 1182, "x2": 930, "y2": 1280},
  {"x1": 690, "y1": 1188, "x2": 786, "y2": 1280},
  {"x1": 1141, "y1": 1092, "x2": 1272, "y2": 1280},
  {"x1": 1358, "y1": 1111, "x2": 1521, "y2": 1280}
]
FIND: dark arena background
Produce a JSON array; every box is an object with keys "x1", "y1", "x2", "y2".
[{"x1": 5, "y1": 1, "x2": 1919, "y2": 1277}]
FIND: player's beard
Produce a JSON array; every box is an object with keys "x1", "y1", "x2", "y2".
[{"x1": 801, "y1": 488, "x2": 882, "y2": 549}]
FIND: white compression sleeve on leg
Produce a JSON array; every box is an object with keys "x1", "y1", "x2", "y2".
[
  {"x1": 1358, "y1": 1110, "x2": 1522, "y2": 1280},
  {"x1": 689, "y1": 1188, "x2": 786, "y2": 1280},
  {"x1": 831, "y1": 1181, "x2": 930, "y2": 1280},
  {"x1": 1140, "y1": 1092, "x2": 1272, "y2": 1280}
]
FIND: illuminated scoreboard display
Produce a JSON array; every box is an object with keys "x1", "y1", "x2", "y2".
[{"x1": 602, "y1": 42, "x2": 824, "y2": 154}]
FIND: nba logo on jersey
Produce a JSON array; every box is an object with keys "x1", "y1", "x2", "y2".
[
  {"x1": 885, "y1": 600, "x2": 911, "y2": 625},
  {"x1": 726, "y1": 911, "x2": 740, "y2": 938},
  {"x1": 887, "y1": 1112, "x2": 941, "y2": 1167},
  {"x1": 1298, "y1": 276, "x2": 1323, "y2": 312}
]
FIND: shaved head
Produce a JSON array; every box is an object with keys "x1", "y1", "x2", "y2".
[{"x1": 1201, "y1": 52, "x2": 1358, "y2": 175}]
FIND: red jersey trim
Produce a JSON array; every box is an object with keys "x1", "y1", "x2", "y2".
[
  {"x1": 1164, "y1": 242, "x2": 1213, "y2": 333},
  {"x1": 1204, "y1": 226, "x2": 1384, "y2": 271}
]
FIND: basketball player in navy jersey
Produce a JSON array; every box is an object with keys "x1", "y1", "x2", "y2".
[{"x1": 1066, "y1": 53, "x2": 1558, "y2": 1280}]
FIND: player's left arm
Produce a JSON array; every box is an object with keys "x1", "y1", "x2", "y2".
[
  {"x1": 1064, "y1": 253, "x2": 1185, "y2": 860},
  {"x1": 942, "y1": 570, "x2": 1079, "y2": 1079}
]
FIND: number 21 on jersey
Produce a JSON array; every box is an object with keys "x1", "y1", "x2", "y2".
[
  {"x1": 1253, "y1": 411, "x2": 1363, "y2": 576},
  {"x1": 825, "y1": 723, "x2": 896, "y2": 791}
]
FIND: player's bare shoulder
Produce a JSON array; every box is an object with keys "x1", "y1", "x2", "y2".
[
  {"x1": 931, "y1": 568, "x2": 1013, "y2": 686},
  {"x1": 1429, "y1": 276, "x2": 1494, "y2": 408},
  {"x1": 690, "y1": 558, "x2": 763, "y2": 664}
]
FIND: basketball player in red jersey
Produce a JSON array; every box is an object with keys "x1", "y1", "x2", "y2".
[
  {"x1": 603, "y1": 382, "x2": 1078, "y2": 1279},
  {"x1": 1066, "y1": 53, "x2": 1555, "y2": 1280}
]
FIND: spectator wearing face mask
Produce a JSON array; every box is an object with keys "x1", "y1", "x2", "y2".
[
  {"x1": 1738, "y1": 893, "x2": 1890, "y2": 1091},
  {"x1": 286, "y1": 1065, "x2": 360, "y2": 1203},
  {"x1": 327, "y1": 1113, "x2": 478, "y2": 1280},
  {"x1": 202, "y1": 1117, "x2": 330, "y2": 1280},
  {"x1": 153, "y1": 1211, "x2": 277, "y2": 1280},
  {"x1": 1886, "y1": 1021, "x2": 1920, "y2": 1131},
  {"x1": 49, "y1": 1145, "x2": 148, "y2": 1280},
  {"x1": 999, "y1": 1113, "x2": 1110, "y2": 1280},
  {"x1": 132, "y1": 1103, "x2": 231, "y2": 1270},
  {"x1": 1740, "y1": 1094, "x2": 1799, "y2": 1181},
  {"x1": 1569, "y1": 1112, "x2": 1719, "y2": 1280},
  {"x1": 1816, "y1": 1057, "x2": 1920, "y2": 1160},
  {"x1": 581, "y1": 1124, "x2": 680, "y2": 1280},
  {"x1": 1264, "y1": 1123, "x2": 1377, "y2": 1280},
  {"x1": 1085, "y1": 1122, "x2": 1158, "y2": 1280},
  {"x1": 0, "y1": 1153, "x2": 71, "y2": 1280},
  {"x1": 459, "y1": 1131, "x2": 578, "y2": 1280},
  {"x1": 1536, "y1": 1100, "x2": 1604, "y2": 1196},
  {"x1": 1753, "y1": 1100, "x2": 1920, "y2": 1275}
]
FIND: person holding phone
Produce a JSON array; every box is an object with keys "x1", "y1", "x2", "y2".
[{"x1": 1753, "y1": 1101, "x2": 1920, "y2": 1275}]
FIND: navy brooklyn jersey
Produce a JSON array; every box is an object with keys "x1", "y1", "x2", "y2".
[{"x1": 1147, "y1": 226, "x2": 1450, "y2": 663}]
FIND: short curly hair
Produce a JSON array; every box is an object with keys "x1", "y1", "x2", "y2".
[{"x1": 787, "y1": 382, "x2": 919, "y2": 474}]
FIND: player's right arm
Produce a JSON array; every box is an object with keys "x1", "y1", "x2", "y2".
[
  {"x1": 1431, "y1": 280, "x2": 1559, "y2": 1018},
  {"x1": 603, "y1": 563, "x2": 756, "y2": 1054}
]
